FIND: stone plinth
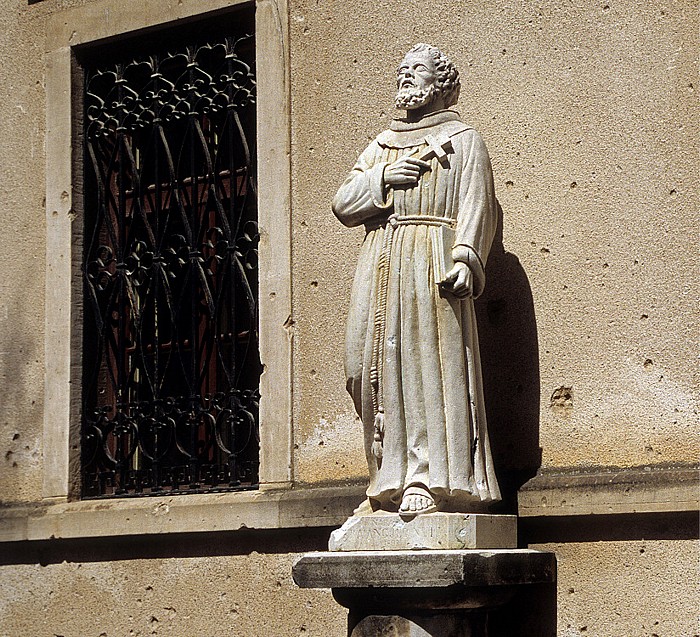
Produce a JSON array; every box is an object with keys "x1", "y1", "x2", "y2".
[
  {"x1": 293, "y1": 549, "x2": 557, "y2": 636},
  {"x1": 329, "y1": 513, "x2": 517, "y2": 551},
  {"x1": 293, "y1": 549, "x2": 555, "y2": 591}
]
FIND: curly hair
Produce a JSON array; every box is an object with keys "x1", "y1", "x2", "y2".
[{"x1": 400, "y1": 43, "x2": 461, "y2": 108}]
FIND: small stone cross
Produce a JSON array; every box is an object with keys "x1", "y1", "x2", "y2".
[{"x1": 418, "y1": 132, "x2": 453, "y2": 167}]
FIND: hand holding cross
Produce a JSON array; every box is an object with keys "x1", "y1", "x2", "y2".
[{"x1": 383, "y1": 132, "x2": 453, "y2": 186}]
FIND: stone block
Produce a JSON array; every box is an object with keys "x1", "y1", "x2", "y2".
[
  {"x1": 293, "y1": 549, "x2": 556, "y2": 590},
  {"x1": 328, "y1": 513, "x2": 517, "y2": 551}
]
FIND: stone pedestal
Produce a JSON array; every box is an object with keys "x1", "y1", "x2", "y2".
[
  {"x1": 293, "y1": 549, "x2": 557, "y2": 637},
  {"x1": 329, "y1": 513, "x2": 518, "y2": 551}
]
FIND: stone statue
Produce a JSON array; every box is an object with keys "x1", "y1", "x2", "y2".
[{"x1": 332, "y1": 44, "x2": 501, "y2": 517}]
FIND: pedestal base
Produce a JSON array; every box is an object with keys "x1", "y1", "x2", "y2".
[
  {"x1": 293, "y1": 549, "x2": 557, "y2": 636},
  {"x1": 329, "y1": 513, "x2": 517, "y2": 551}
]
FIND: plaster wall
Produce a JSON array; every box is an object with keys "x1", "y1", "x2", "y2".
[
  {"x1": 0, "y1": 536, "x2": 346, "y2": 637},
  {"x1": 534, "y1": 537, "x2": 700, "y2": 637},
  {"x1": 0, "y1": 534, "x2": 697, "y2": 637},
  {"x1": 288, "y1": 0, "x2": 699, "y2": 483},
  {"x1": 0, "y1": 1, "x2": 697, "y2": 636},
  {"x1": 0, "y1": 0, "x2": 697, "y2": 498},
  {"x1": 0, "y1": 0, "x2": 56, "y2": 504}
]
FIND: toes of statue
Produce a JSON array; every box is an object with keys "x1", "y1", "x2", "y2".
[{"x1": 399, "y1": 486, "x2": 437, "y2": 516}]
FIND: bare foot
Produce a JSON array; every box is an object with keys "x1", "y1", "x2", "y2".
[{"x1": 399, "y1": 485, "x2": 438, "y2": 517}]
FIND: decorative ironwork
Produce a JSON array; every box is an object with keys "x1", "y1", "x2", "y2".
[{"x1": 81, "y1": 33, "x2": 260, "y2": 498}]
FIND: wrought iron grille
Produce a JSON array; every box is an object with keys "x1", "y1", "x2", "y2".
[{"x1": 81, "y1": 29, "x2": 260, "y2": 498}]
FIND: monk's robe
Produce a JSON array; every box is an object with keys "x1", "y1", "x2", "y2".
[{"x1": 332, "y1": 109, "x2": 501, "y2": 511}]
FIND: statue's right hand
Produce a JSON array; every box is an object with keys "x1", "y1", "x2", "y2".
[{"x1": 384, "y1": 156, "x2": 431, "y2": 186}]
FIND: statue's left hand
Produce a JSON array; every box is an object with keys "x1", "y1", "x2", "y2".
[{"x1": 441, "y1": 262, "x2": 473, "y2": 298}]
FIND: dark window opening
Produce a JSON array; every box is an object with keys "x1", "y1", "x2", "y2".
[{"x1": 80, "y1": 9, "x2": 261, "y2": 498}]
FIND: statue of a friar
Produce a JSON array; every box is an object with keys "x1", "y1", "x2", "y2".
[{"x1": 333, "y1": 44, "x2": 501, "y2": 517}]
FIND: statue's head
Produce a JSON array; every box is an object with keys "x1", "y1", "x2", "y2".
[{"x1": 395, "y1": 43, "x2": 461, "y2": 112}]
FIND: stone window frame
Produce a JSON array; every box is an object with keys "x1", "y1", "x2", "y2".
[{"x1": 44, "y1": 0, "x2": 292, "y2": 506}]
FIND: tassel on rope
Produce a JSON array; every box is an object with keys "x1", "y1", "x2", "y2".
[{"x1": 371, "y1": 407, "x2": 385, "y2": 459}]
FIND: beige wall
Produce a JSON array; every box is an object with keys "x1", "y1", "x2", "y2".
[
  {"x1": 0, "y1": 0, "x2": 697, "y2": 635},
  {"x1": 289, "y1": 0, "x2": 699, "y2": 481},
  {"x1": 0, "y1": 0, "x2": 697, "y2": 496},
  {"x1": 0, "y1": 533, "x2": 347, "y2": 637},
  {"x1": 538, "y1": 538, "x2": 700, "y2": 637},
  {"x1": 0, "y1": 0, "x2": 54, "y2": 504},
  {"x1": 1, "y1": 535, "x2": 697, "y2": 636}
]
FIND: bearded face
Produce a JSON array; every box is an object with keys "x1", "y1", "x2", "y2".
[
  {"x1": 395, "y1": 83, "x2": 438, "y2": 109},
  {"x1": 395, "y1": 50, "x2": 440, "y2": 111}
]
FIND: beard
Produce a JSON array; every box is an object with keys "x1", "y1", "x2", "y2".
[{"x1": 394, "y1": 83, "x2": 438, "y2": 110}]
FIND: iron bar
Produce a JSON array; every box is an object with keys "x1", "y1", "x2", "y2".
[{"x1": 82, "y1": 32, "x2": 260, "y2": 498}]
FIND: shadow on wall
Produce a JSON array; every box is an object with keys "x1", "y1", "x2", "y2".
[
  {"x1": 476, "y1": 200, "x2": 541, "y2": 512},
  {"x1": 0, "y1": 527, "x2": 336, "y2": 566},
  {"x1": 0, "y1": 264, "x2": 43, "y2": 501},
  {"x1": 488, "y1": 582, "x2": 557, "y2": 637}
]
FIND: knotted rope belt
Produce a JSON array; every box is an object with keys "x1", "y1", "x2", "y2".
[{"x1": 369, "y1": 213, "x2": 456, "y2": 460}]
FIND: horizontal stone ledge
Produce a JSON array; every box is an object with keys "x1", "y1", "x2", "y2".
[
  {"x1": 0, "y1": 484, "x2": 366, "y2": 543},
  {"x1": 518, "y1": 464, "x2": 699, "y2": 517},
  {"x1": 293, "y1": 549, "x2": 556, "y2": 589}
]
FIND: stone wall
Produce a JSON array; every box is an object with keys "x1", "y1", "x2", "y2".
[
  {"x1": 0, "y1": 530, "x2": 347, "y2": 636},
  {"x1": 289, "y1": 0, "x2": 699, "y2": 482},
  {"x1": 0, "y1": 0, "x2": 697, "y2": 635}
]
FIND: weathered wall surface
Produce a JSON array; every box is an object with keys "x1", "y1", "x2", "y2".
[
  {"x1": 0, "y1": 0, "x2": 697, "y2": 636},
  {"x1": 0, "y1": 532, "x2": 346, "y2": 637},
  {"x1": 534, "y1": 537, "x2": 700, "y2": 637},
  {"x1": 289, "y1": 0, "x2": 699, "y2": 482},
  {"x1": 0, "y1": 0, "x2": 57, "y2": 504},
  {"x1": 1, "y1": 533, "x2": 697, "y2": 637}
]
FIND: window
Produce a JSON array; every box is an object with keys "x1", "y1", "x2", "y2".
[
  {"x1": 43, "y1": 0, "x2": 292, "y2": 503},
  {"x1": 79, "y1": 13, "x2": 260, "y2": 498}
]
